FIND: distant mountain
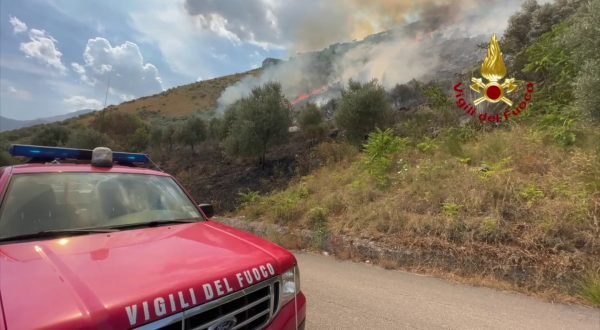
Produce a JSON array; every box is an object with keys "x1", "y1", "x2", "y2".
[{"x1": 0, "y1": 109, "x2": 95, "y2": 132}]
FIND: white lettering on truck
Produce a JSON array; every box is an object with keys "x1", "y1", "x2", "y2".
[
  {"x1": 154, "y1": 298, "x2": 166, "y2": 316},
  {"x1": 126, "y1": 305, "x2": 137, "y2": 326},
  {"x1": 124, "y1": 262, "x2": 276, "y2": 326}
]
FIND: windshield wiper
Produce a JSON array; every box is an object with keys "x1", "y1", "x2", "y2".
[
  {"x1": 101, "y1": 219, "x2": 198, "y2": 230},
  {"x1": 0, "y1": 228, "x2": 118, "y2": 243}
]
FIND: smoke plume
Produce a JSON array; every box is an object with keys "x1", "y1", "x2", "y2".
[{"x1": 183, "y1": 0, "x2": 530, "y2": 113}]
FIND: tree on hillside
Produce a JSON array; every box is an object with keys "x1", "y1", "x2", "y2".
[
  {"x1": 66, "y1": 129, "x2": 110, "y2": 150},
  {"x1": 503, "y1": 0, "x2": 584, "y2": 58},
  {"x1": 31, "y1": 126, "x2": 70, "y2": 146},
  {"x1": 224, "y1": 82, "x2": 291, "y2": 165},
  {"x1": 91, "y1": 111, "x2": 145, "y2": 136},
  {"x1": 571, "y1": 0, "x2": 600, "y2": 121},
  {"x1": 208, "y1": 117, "x2": 227, "y2": 141},
  {"x1": 298, "y1": 103, "x2": 326, "y2": 141},
  {"x1": 176, "y1": 117, "x2": 207, "y2": 152},
  {"x1": 334, "y1": 79, "x2": 392, "y2": 144},
  {"x1": 162, "y1": 124, "x2": 176, "y2": 151},
  {"x1": 503, "y1": 0, "x2": 541, "y2": 55},
  {"x1": 88, "y1": 111, "x2": 151, "y2": 151},
  {"x1": 389, "y1": 79, "x2": 425, "y2": 110},
  {"x1": 528, "y1": 3, "x2": 559, "y2": 41},
  {"x1": 129, "y1": 126, "x2": 150, "y2": 152}
]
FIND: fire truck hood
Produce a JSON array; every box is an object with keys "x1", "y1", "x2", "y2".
[{"x1": 0, "y1": 221, "x2": 296, "y2": 329}]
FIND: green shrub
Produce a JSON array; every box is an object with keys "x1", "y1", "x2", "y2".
[
  {"x1": 363, "y1": 128, "x2": 407, "y2": 187},
  {"x1": 442, "y1": 202, "x2": 463, "y2": 218},
  {"x1": 457, "y1": 157, "x2": 472, "y2": 165},
  {"x1": 481, "y1": 217, "x2": 499, "y2": 235},
  {"x1": 519, "y1": 184, "x2": 545, "y2": 205},
  {"x1": 416, "y1": 138, "x2": 439, "y2": 154},
  {"x1": 307, "y1": 207, "x2": 328, "y2": 228},
  {"x1": 272, "y1": 192, "x2": 302, "y2": 223},
  {"x1": 238, "y1": 190, "x2": 261, "y2": 207},
  {"x1": 479, "y1": 157, "x2": 513, "y2": 180}
]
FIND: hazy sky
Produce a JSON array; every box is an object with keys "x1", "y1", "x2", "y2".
[{"x1": 0, "y1": 0, "x2": 537, "y2": 120}]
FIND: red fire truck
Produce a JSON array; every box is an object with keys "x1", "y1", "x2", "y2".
[{"x1": 0, "y1": 145, "x2": 305, "y2": 330}]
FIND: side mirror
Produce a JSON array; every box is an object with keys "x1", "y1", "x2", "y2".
[{"x1": 199, "y1": 203, "x2": 214, "y2": 218}]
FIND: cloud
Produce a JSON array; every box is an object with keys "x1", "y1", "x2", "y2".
[
  {"x1": 72, "y1": 37, "x2": 164, "y2": 99},
  {"x1": 63, "y1": 96, "x2": 103, "y2": 110},
  {"x1": 129, "y1": 2, "x2": 219, "y2": 80},
  {"x1": 9, "y1": 16, "x2": 27, "y2": 34},
  {"x1": 18, "y1": 28, "x2": 67, "y2": 73},
  {"x1": 6, "y1": 86, "x2": 32, "y2": 100}
]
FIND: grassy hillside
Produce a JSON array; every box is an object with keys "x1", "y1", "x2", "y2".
[
  {"x1": 234, "y1": 1, "x2": 600, "y2": 305},
  {"x1": 237, "y1": 122, "x2": 599, "y2": 302},
  {"x1": 113, "y1": 69, "x2": 261, "y2": 118},
  {"x1": 0, "y1": 68, "x2": 261, "y2": 145}
]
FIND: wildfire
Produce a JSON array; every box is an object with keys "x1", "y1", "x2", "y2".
[{"x1": 290, "y1": 85, "x2": 329, "y2": 106}]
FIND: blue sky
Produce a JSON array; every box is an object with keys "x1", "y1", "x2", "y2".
[
  {"x1": 0, "y1": 0, "x2": 288, "y2": 120},
  {"x1": 0, "y1": 0, "x2": 535, "y2": 120}
]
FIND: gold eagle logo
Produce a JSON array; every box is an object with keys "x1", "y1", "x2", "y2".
[{"x1": 470, "y1": 34, "x2": 517, "y2": 106}]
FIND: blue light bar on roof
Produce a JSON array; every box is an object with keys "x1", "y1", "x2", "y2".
[
  {"x1": 112, "y1": 151, "x2": 150, "y2": 164},
  {"x1": 9, "y1": 144, "x2": 150, "y2": 165},
  {"x1": 9, "y1": 144, "x2": 92, "y2": 160}
]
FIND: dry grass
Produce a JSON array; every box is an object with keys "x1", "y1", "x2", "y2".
[
  {"x1": 113, "y1": 69, "x2": 262, "y2": 118},
  {"x1": 237, "y1": 123, "x2": 600, "y2": 301},
  {"x1": 579, "y1": 270, "x2": 600, "y2": 307}
]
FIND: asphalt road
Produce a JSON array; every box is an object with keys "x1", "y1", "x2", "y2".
[{"x1": 295, "y1": 252, "x2": 600, "y2": 330}]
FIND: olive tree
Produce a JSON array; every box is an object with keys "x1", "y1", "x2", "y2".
[
  {"x1": 66, "y1": 129, "x2": 110, "y2": 150},
  {"x1": 334, "y1": 79, "x2": 392, "y2": 144},
  {"x1": 224, "y1": 82, "x2": 291, "y2": 164},
  {"x1": 176, "y1": 117, "x2": 207, "y2": 152},
  {"x1": 31, "y1": 125, "x2": 70, "y2": 146},
  {"x1": 297, "y1": 103, "x2": 326, "y2": 141}
]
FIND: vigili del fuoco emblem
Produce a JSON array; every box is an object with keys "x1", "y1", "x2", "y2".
[
  {"x1": 453, "y1": 34, "x2": 535, "y2": 123},
  {"x1": 470, "y1": 34, "x2": 517, "y2": 106}
]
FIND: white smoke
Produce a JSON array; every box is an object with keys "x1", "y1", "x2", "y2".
[{"x1": 206, "y1": 0, "x2": 529, "y2": 114}]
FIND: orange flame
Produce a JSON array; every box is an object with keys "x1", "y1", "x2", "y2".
[
  {"x1": 291, "y1": 85, "x2": 329, "y2": 106},
  {"x1": 481, "y1": 34, "x2": 506, "y2": 82}
]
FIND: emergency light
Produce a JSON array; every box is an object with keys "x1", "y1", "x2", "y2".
[{"x1": 9, "y1": 144, "x2": 150, "y2": 166}]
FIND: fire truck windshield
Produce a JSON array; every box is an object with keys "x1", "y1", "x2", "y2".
[{"x1": 0, "y1": 173, "x2": 202, "y2": 240}]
